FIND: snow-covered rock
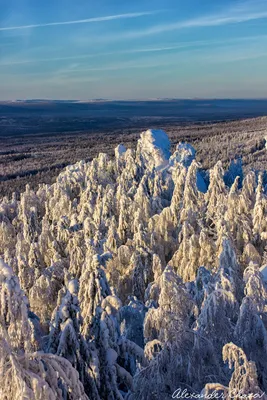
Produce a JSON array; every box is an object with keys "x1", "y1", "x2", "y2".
[{"x1": 137, "y1": 129, "x2": 171, "y2": 169}]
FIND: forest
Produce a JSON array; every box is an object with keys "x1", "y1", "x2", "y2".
[
  {"x1": 1, "y1": 128, "x2": 267, "y2": 399},
  {"x1": 1, "y1": 106, "x2": 267, "y2": 199}
]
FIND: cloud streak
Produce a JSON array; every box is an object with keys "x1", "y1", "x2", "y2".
[
  {"x1": 118, "y1": 12, "x2": 267, "y2": 39},
  {"x1": 0, "y1": 11, "x2": 157, "y2": 32},
  {"x1": 1, "y1": 34, "x2": 267, "y2": 67},
  {"x1": 0, "y1": 44, "x2": 202, "y2": 66},
  {"x1": 93, "y1": 2, "x2": 267, "y2": 41},
  {"x1": 3, "y1": 47, "x2": 267, "y2": 80}
]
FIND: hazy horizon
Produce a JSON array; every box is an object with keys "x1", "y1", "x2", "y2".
[
  {"x1": 1, "y1": 0, "x2": 267, "y2": 100},
  {"x1": 2, "y1": 97, "x2": 267, "y2": 102}
]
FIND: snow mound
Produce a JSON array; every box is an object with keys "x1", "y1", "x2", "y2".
[
  {"x1": 170, "y1": 142, "x2": 196, "y2": 167},
  {"x1": 137, "y1": 129, "x2": 171, "y2": 169}
]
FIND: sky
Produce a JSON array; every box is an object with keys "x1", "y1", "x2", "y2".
[{"x1": 1, "y1": 0, "x2": 267, "y2": 100}]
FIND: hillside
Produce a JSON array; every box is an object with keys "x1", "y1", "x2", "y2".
[
  {"x1": 1, "y1": 116, "x2": 267, "y2": 198},
  {"x1": 1, "y1": 129, "x2": 267, "y2": 398}
]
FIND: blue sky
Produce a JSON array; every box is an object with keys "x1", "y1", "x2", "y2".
[{"x1": 1, "y1": 0, "x2": 267, "y2": 100}]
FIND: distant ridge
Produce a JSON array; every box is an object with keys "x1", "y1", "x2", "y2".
[{"x1": 1, "y1": 97, "x2": 267, "y2": 105}]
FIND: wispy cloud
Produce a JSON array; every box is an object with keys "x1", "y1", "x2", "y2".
[
  {"x1": 57, "y1": 62, "x2": 173, "y2": 73},
  {"x1": 0, "y1": 43, "x2": 201, "y2": 66},
  {"x1": 93, "y1": 1, "x2": 267, "y2": 41},
  {"x1": 0, "y1": 59, "x2": 180, "y2": 78},
  {"x1": 62, "y1": 52, "x2": 267, "y2": 74},
  {"x1": 1, "y1": 34, "x2": 267, "y2": 67},
  {"x1": 0, "y1": 11, "x2": 157, "y2": 32},
  {"x1": 3, "y1": 45, "x2": 267, "y2": 80},
  {"x1": 203, "y1": 50, "x2": 267, "y2": 65}
]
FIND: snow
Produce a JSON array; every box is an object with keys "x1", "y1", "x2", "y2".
[
  {"x1": 196, "y1": 171, "x2": 208, "y2": 193},
  {"x1": 115, "y1": 144, "x2": 126, "y2": 159},
  {"x1": 0, "y1": 258, "x2": 13, "y2": 280},
  {"x1": 170, "y1": 142, "x2": 196, "y2": 167},
  {"x1": 260, "y1": 265, "x2": 267, "y2": 282},
  {"x1": 224, "y1": 158, "x2": 243, "y2": 188},
  {"x1": 169, "y1": 142, "x2": 207, "y2": 193},
  {"x1": 2, "y1": 127, "x2": 267, "y2": 399},
  {"x1": 68, "y1": 279, "x2": 79, "y2": 295},
  {"x1": 106, "y1": 348, "x2": 118, "y2": 365},
  {"x1": 138, "y1": 129, "x2": 171, "y2": 169},
  {"x1": 102, "y1": 295, "x2": 122, "y2": 314}
]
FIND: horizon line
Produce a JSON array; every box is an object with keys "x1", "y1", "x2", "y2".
[{"x1": 2, "y1": 97, "x2": 267, "y2": 102}]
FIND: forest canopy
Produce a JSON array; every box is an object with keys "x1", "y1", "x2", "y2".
[{"x1": 1, "y1": 129, "x2": 267, "y2": 399}]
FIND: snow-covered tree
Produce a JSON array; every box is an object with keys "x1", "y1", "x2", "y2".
[
  {"x1": 1, "y1": 128, "x2": 267, "y2": 398},
  {"x1": 0, "y1": 337, "x2": 89, "y2": 400}
]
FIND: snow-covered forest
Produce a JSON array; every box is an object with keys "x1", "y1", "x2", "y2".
[{"x1": 1, "y1": 128, "x2": 267, "y2": 399}]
